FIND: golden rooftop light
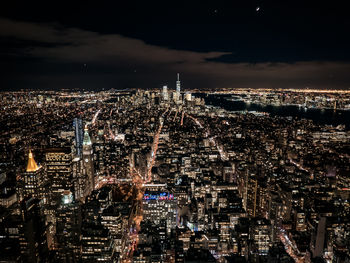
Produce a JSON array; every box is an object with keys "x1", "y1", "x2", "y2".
[{"x1": 26, "y1": 150, "x2": 39, "y2": 172}]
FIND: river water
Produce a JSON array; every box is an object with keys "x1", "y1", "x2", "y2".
[{"x1": 195, "y1": 93, "x2": 350, "y2": 130}]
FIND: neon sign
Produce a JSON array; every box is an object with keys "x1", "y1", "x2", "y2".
[{"x1": 143, "y1": 192, "x2": 174, "y2": 200}]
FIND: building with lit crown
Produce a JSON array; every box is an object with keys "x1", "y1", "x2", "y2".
[
  {"x1": 83, "y1": 125, "x2": 95, "y2": 196},
  {"x1": 21, "y1": 150, "x2": 45, "y2": 201}
]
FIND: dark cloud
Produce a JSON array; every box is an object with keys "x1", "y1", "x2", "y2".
[
  {"x1": 0, "y1": 18, "x2": 228, "y2": 63},
  {"x1": 1, "y1": 17, "x2": 350, "y2": 90}
]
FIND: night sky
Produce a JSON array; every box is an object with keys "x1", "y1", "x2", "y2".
[{"x1": 1, "y1": 0, "x2": 350, "y2": 91}]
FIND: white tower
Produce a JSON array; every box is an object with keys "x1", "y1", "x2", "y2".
[
  {"x1": 175, "y1": 73, "x2": 181, "y2": 103},
  {"x1": 162, "y1": 85, "x2": 168, "y2": 101},
  {"x1": 176, "y1": 73, "x2": 181, "y2": 94}
]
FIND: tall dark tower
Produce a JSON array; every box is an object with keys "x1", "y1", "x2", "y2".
[
  {"x1": 19, "y1": 197, "x2": 48, "y2": 262},
  {"x1": 73, "y1": 117, "x2": 83, "y2": 157},
  {"x1": 83, "y1": 125, "x2": 95, "y2": 196}
]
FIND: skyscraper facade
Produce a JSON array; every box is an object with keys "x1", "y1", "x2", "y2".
[
  {"x1": 83, "y1": 126, "x2": 95, "y2": 196},
  {"x1": 21, "y1": 150, "x2": 45, "y2": 201},
  {"x1": 19, "y1": 197, "x2": 48, "y2": 263},
  {"x1": 162, "y1": 85, "x2": 168, "y2": 101},
  {"x1": 45, "y1": 147, "x2": 73, "y2": 195},
  {"x1": 56, "y1": 190, "x2": 81, "y2": 262},
  {"x1": 142, "y1": 191, "x2": 177, "y2": 234},
  {"x1": 176, "y1": 73, "x2": 181, "y2": 94},
  {"x1": 175, "y1": 73, "x2": 181, "y2": 103},
  {"x1": 73, "y1": 118, "x2": 84, "y2": 157}
]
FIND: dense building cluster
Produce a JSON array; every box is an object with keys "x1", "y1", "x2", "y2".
[{"x1": 0, "y1": 80, "x2": 350, "y2": 262}]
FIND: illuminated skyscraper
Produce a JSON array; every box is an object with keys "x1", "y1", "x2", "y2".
[
  {"x1": 244, "y1": 175, "x2": 268, "y2": 218},
  {"x1": 21, "y1": 150, "x2": 45, "y2": 200},
  {"x1": 295, "y1": 210, "x2": 307, "y2": 232},
  {"x1": 176, "y1": 73, "x2": 181, "y2": 94},
  {"x1": 162, "y1": 85, "x2": 169, "y2": 101},
  {"x1": 175, "y1": 73, "x2": 181, "y2": 103},
  {"x1": 81, "y1": 197, "x2": 116, "y2": 262},
  {"x1": 250, "y1": 218, "x2": 272, "y2": 256},
  {"x1": 81, "y1": 223, "x2": 116, "y2": 262},
  {"x1": 72, "y1": 156, "x2": 85, "y2": 200},
  {"x1": 26, "y1": 150, "x2": 39, "y2": 172},
  {"x1": 184, "y1": 92, "x2": 192, "y2": 102},
  {"x1": 142, "y1": 191, "x2": 177, "y2": 234},
  {"x1": 45, "y1": 147, "x2": 73, "y2": 195},
  {"x1": 56, "y1": 190, "x2": 81, "y2": 262},
  {"x1": 83, "y1": 126, "x2": 95, "y2": 195}
]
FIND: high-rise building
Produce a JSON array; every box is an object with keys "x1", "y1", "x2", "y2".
[
  {"x1": 0, "y1": 206, "x2": 22, "y2": 262},
  {"x1": 81, "y1": 223, "x2": 116, "y2": 262},
  {"x1": 142, "y1": 191, "x2": 177, "y2": 234},
  {"x1": 73, "y1": 118, "x2": 84, "y2": 157},
  {"x1": 83, "y1": 126, "x2": 95, "y2": 196},
  {"x1": 72, "y1": 156, "x2": 85, "y2": 201},
  {"x1": 175, "y1": 73, "x2": 181, "y2": 104},
  {"x1": 21, "y1": 150, "x2": 45, "y2": 201},
  {"x1": 245, "y1": 175, "x2": 268, "y2": 218},
  {"x1": 45, "y1": 147, "x2": 73, "y2": 195},
  {"x1": 162, "y1": 85, "x2": 169, "y2": 101},
  {"x1": 268, "y1": 191, "x2": 284, "y2": 242},
  {"x1": 295, "y1": 210, "x2": 307, "y2": 232},
  {"x1": 101, "y1": 205, "x2": 123, "y2": 253},
  {"x1": 176, "y1": 73, "x2": 181, "y2": 94},
  {"x1": 19, "y1": 197, "x2": 48, "y2": 262},
  {"x1": 56, "y1": 190, "x2": 81, "y2": 262},
  {"x1": 184, "y1": 92, "x2": 192, "y2": 102},
  {"x1": 312, "y1": 216, "x2": 326, "y2": 258},
  {"x1": 250, "y1": 218, "x2": 272, "y2": 256},
  {"x1": 81, "y1": 197, "x2": 116, "y2": 262}
]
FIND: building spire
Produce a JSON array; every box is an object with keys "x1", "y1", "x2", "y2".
[
  {"x1": 83, "y1": 125, "x2": 92, "y2": 146},
  {"x1": 26, "y1": 150, "x2": 39, "y2": 172},
  {"x1": 176, "y1": 73, "x2": 181, "y2": 94}
]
